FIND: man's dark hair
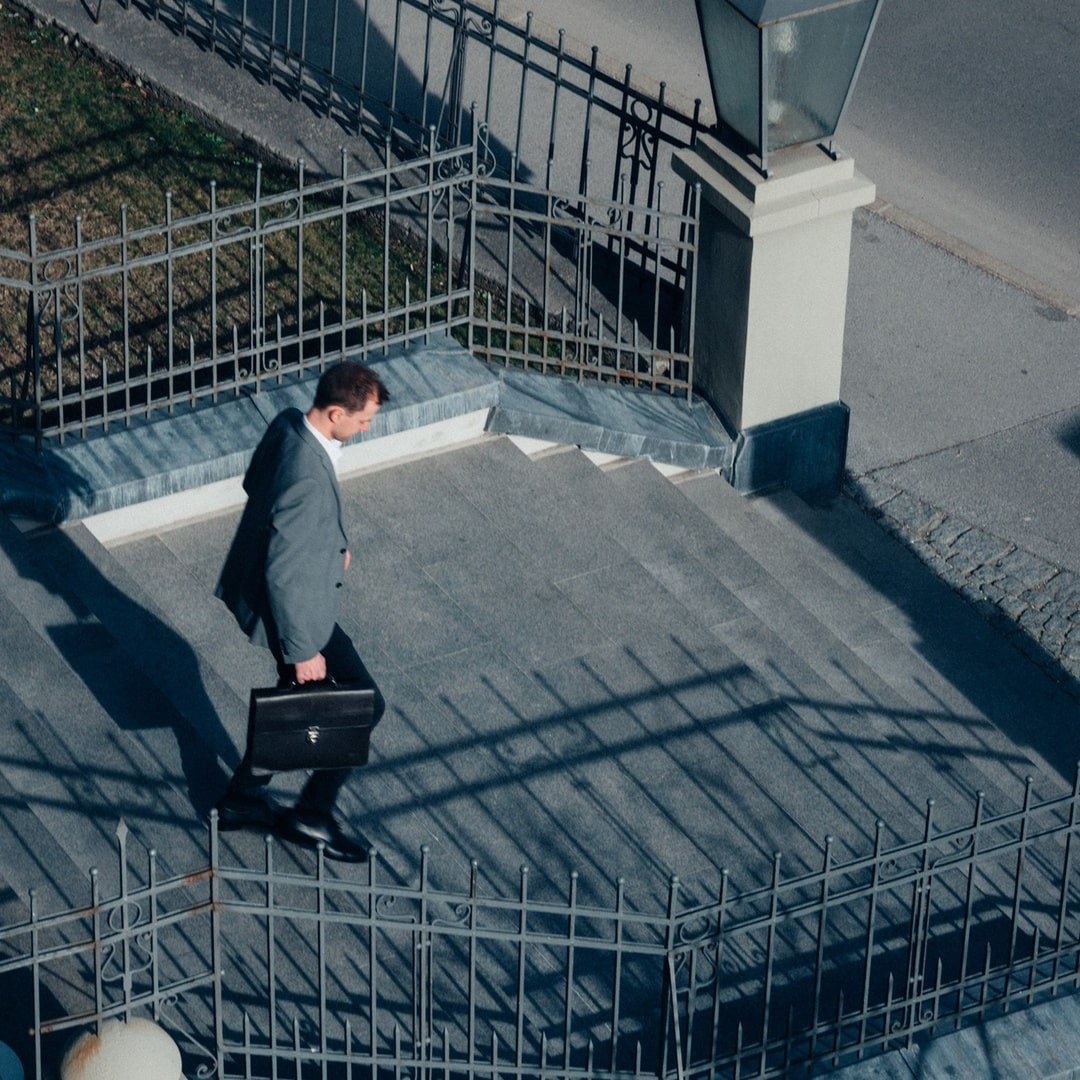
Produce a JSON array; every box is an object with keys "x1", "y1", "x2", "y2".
[{"x1": 313, "y1": 361, "x2": 390, "y2": 412}]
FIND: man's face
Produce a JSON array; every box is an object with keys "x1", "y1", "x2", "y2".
[{"x1": 329, "y1": 394, "x2": 381, "y2": 442}]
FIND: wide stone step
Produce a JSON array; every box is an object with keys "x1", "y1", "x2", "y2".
[
  {"x1": 352, "y1": 442, "x2": 989, "y2": 872},
  {"x1": 56, "y1": 524, "x2": 249, "y2": 769},
  {"x1": 0, "y1": 588, "x2": 170, "y2": 879},
  {"x1": 104, "y1": 448, "x2": 753, "y2": 896},
  {"x1": 755, "y1": 486, "x2": 1080, "y2": 784},
  {"x1": 533, "y1": 454, "x2": 1007, "y2": 840},
  {"x1": 0, "y1": 676, "x2": 93, "y2": 916},
  {"x1": 678, "y1": 473, "x2": 1066, "y2": 812},
  {"x1": 102, "y1": 528, "x2": 268, "y2": 711},
  {"x1": 66, "y1": 435, "x2": 1066, "y2": 905},
  {"x1": 532, "y1": 449, "x2": 764, "y2": 620}
]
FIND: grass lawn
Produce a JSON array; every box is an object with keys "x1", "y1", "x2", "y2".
[
  {"x1": 0, "y1": 7, "x2": 458, "y2": 426},
  {"x1": 0, "y1": 9, "x2": 284, "y2": 253}
]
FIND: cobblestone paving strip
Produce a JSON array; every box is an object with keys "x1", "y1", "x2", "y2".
[{"x1": 845, "y1": 475, "x2": 1080, "y2": 699}]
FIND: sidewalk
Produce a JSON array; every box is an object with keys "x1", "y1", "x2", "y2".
[{"x1": 842, "y1": 209, "x2": 1080, "y2": 686}]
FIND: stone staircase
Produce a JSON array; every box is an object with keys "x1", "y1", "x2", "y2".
[
  {"x1": 0, "y1": 434, "x2": 1077, "y2": 1073},
  {"x1": 1, "y1": 434, "x2": 1075, "y2": 900}
]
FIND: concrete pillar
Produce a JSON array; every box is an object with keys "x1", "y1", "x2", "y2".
[{"x1": 674, "y1": 134, "x2": 875, "y2": 496}]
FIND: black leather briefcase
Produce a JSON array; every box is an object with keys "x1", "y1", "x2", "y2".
[{"x1": 246, "y1": 679, "x2": 375, "y2": 771}]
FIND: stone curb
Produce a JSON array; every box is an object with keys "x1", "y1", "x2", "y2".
[{"x1": 0, "y1": 341, "x2": 731, "y2": 526}]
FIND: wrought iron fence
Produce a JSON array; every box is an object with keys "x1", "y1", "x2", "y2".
[
  {"x1": 468, "y1": 164, "x2": 700, "y2": 396},
  {"x1": 111, "y1": 0, "x2": 705, "y2": 206},
  {"x1": 0, "y1": 0, "x2": 709, "y2": 445},
  {"x1": 0, "y1": 124, "x2": 701, "y2": 446},
  {"x1": 1, "y1": 137, "x2": 476, "y2": 446},
  {"x1": 2, "y1": 770, "x2": 1078, "y2": 1079}
]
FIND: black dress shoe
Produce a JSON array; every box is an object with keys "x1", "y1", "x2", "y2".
[
  {"x1": 276, "y1": 809, "x2": 369, "y2": 863},
  {"x1": 215, "y1": 790, "x2": 278, "y2": 832}
]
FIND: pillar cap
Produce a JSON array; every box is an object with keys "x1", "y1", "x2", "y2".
[{"x1": 673, "y1": 134, "x2": 875, "y2": 236}]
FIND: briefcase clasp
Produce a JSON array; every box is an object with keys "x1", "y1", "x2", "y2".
[{"x1": 306, "y1": 726, "x2": 321, "y2": 745}]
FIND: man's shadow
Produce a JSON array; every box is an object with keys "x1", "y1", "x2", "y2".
[{"x1": 0, "y1": 438, "x2": 236, "y2": 820}]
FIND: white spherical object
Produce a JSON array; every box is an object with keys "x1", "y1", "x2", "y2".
[{"x1": 60, "y1": 1019, "x2": 182, "y2": 1080}]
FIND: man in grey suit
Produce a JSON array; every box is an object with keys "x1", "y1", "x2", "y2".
[{"x1": 214, "y1": 360, "x2": 388, "y2": 862}]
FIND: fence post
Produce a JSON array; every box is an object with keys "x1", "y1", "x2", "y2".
[
  {"x1": 658, "y1": 875, "x2": 681, "y2": 1080},
  {"x1": 23, "y1": 291, "x2": 43, "y2": 453},
  {"x1": 904, "y1": 799, "x2": 936, "y2": 1044},
  {"x1": 250, "y1": 163, "x2": 265, "y2": 384},
  {"x1": 24, "y1": 215, "x2": 43, "y2": 452},
  {"x1": 460, "y1": 107, "x2": 479, "y2": 324},
  {"x1": 443, "y1": 3, "x2": 468, "y2": 148},
  {"x1": 210, "y1": 812, "x2": 225, "y2": 1078},
  {"x1": 671, "y1": 135, "x2": 874, "y2": 497}
]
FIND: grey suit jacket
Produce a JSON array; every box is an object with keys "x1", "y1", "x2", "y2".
[{"x1": 216, "y1": 408, "x2": 348, "y2": 665}]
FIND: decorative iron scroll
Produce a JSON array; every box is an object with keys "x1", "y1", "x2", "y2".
[
  {"x1": 432, "y1": 0, "x2": 495, "y2": 39},
  {"x1": 617, "y1": 96, "x2": 659, "y2": 190},
  {"x1": 159, "y1": 993, "x2": 220, "y2": 1079},
  {"x1": 100, "y1": 902, "x2": 155, "y2": 986},
  {"x1": 431, "y1": 0, "x2": 495, "y2": 151}
]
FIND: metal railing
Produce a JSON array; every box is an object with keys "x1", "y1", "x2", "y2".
[
  {"x1": 114, "y1": 0, "x2": 705, "y2": 205},
  {"x1": 0, "y1": 125, "x2": 700, "y2": 446},
  {"x1": 469, "y1": 164, "x2": 699, "y2": 396},
  {"x1": 3, "y1": 770, "x2": 1078, "y2": 1079},
  {"x1": 1, "y1": 0, "x2": 708, "y2": 445},
  {"x1": 1, "y1": 138, "x2": 475, "y2": 445}
]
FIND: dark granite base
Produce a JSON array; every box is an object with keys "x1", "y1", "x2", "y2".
[{"x1": 726, "y1": 402, "x2": 850, "y2": 499}]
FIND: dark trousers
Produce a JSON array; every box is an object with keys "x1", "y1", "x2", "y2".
[{"x1": 228, "y1": 624, "x2": 385, "y2": 815}]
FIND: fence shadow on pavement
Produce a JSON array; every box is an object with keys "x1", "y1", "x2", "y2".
[
  {"x1": 1059, "y1": 410, "x2": 1080, "y2": 460},
  {"x1": 771, "y1": 491, "x2": 1080, "y2": 787}
]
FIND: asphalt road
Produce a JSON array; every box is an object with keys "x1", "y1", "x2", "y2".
[{"x1": 523, "y1": 0, "x2": 1080, "y2": 308}]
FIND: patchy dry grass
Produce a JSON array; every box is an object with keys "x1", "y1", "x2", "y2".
[
  {"x1": 0, "y1": 9, "x2": 456, "y2": 431},
  {"x1": 0, "y1": 10, "x2": 277, "y2": 252}
]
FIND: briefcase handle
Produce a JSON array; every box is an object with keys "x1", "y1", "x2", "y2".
[{"x1": 283, "y1": 675, "x2": 343, "y2": 692}]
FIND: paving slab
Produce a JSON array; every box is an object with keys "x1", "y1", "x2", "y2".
[
  {"x1": 870, "y1": 404, "x2": 1080, "y2": 578},
  {"x1": 0, "y1": 692, "x2": 94, "y2": 915},
  {"x1": 536, "y1": 650, "x2": 796, "y2": 891},
  {"x1": 415, "y1": 437, "x2": 616, "y2": 580},
  {"x1": 705, "y1": 612, "x2": 958, "y2": 840},
  {"x1": 0, "y1": 586, "x2": 198, "y2": 880},
  {"x1": 603, "y1": 460, "x2": 770, "y2": 593},
  {"x1": 533, "y1": 451, "x2": 750, "y2": 625},
  {"x1": 421, "y1": 542, "x2": 617, "y2": 669},
  {"x1": 843, "y1": 213, "x2": 1080, "y2": 478}
]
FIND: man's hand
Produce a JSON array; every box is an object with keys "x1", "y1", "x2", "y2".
[{"x1": 294, "y1": 652, "x2": 327, "y2": 684}]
